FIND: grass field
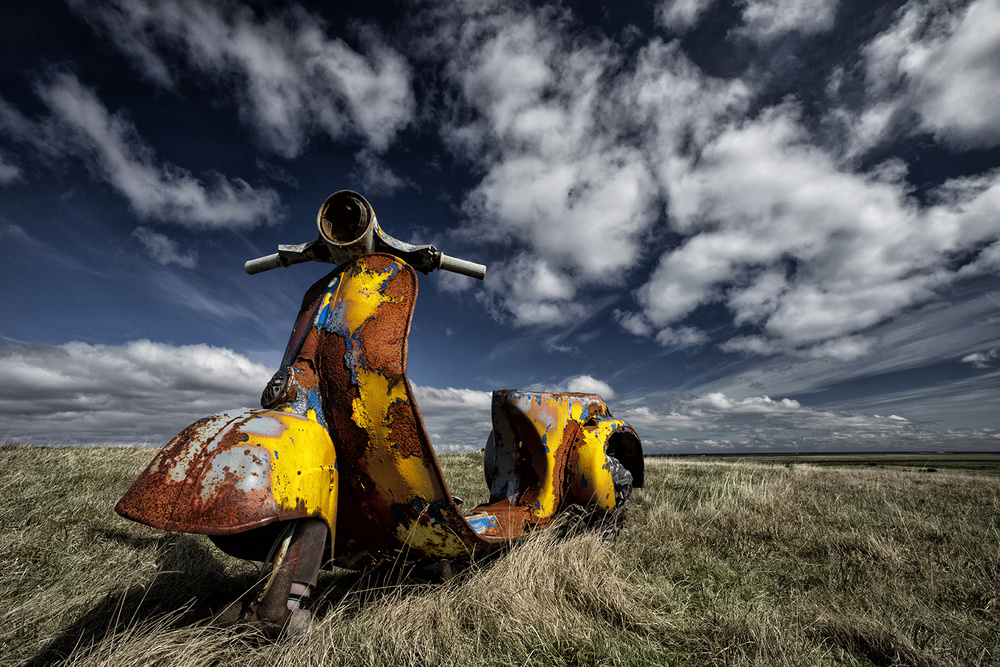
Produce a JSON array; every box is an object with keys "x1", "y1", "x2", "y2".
[
  {"x1": 2, "y1": 445, "x2": 998, "y2": 666},
  {"x1": 663, "y1": 453, "x2": 1000, "y2": 473}
]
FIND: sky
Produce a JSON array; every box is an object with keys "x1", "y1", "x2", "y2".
[{"x1": 1, "y1": 0, "x2": 999, "y2": 454}]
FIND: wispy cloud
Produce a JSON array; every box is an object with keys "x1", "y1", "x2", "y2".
[
  {"x1": 1, "y1": 74, "x2": 281, "y2": 229},
  {"x1": 0, "y1": 152, "x2": 21, "y2": 184},
  {"x1": 962, "y1": 349, "x2": 1000, "y2": 369},
  {"x1": 68, "y1": 0, "x2": 415, "y2": 157},
  {"x1": 132, "y1": 227, "x2": 197, "y2": 268},
  {"x1": 351, "y1": 148, "x2": 414, "y2": 196}
]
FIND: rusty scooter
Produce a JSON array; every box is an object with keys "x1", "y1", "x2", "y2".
[{"x1": 115, "y1": 190, "x2": 644, "y2": 635}]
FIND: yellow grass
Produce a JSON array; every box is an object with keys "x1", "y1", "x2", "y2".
[{"x1": 2, "y1": 446, "x2": 998, "y2": 666}]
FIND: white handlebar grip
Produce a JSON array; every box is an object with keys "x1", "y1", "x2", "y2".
[
  {"x1": 438, "y1": 254, "x2": 487, "y2": 280},
  {"x1": 245, "y1": 253, "x2": 283, "y2": 275}
]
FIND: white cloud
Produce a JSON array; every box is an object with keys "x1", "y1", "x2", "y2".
[
  {"x1": 719, "y1": 335, "x2": 780, "y2": 357},
  {"x1": 406, "y1": 385, "x2": 494, "y2": 451},
  {"x1": 478, "y1": 253, "x2": 586, "y2": 326},
  {"x1": 736, "y1": 0, "x2": 839, "y2": 43},
  {"x1": 863, "y1": 0, "x2": 1000, "y2": 149},
  {"x1": 422, "y1": 3, "x2": 662, "y2": 323},
  {"x1": 695, "y1": 392, "x2": 801, "y2": 412},
  {"x1": 801, "y1": 336, "x2": 875, "y2": 361},
  {"x1": 0, "y1": 339, "x2": 271, "y2": 445},
  {"x1": 565, "y1": 374, "x2": 617, "y2": 399},
  {"x1": 41, "y1": 74, "x2": 282, "y2": 228},
  {"x1": 962, "y1": 349, "x2": 1000, "y2": 369},
  {"x1": 613, "y1": 310, "x2": 654, "y2": 337},
  {"x1": 3, "y1": 75, "x2": 281, "y2": 229},
  {"x1": 629, "y1": 103, "x2": 1000, "y2": 355},
  {"x1": 656, "y1": 0, "x2": 717, "y2": 32},
  {"x1": 658, "y1": 0, "x2": 839, "y2": 40},
  {"x1": 132, "y1": 227, "x2": 197, "y2": 268},
  {"x1": 68, "y1": 0, "x2": 415, "y2": 157},
  {"x1": 654, "y1": 326, "x2": 708, "y2": 349}
]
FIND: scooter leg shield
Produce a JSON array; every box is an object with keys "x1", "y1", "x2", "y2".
[{"x1": 116, "y1": 408, "x2": 338, "y2": 554}]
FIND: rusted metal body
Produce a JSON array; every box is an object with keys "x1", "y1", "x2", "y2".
[{"x1": 117, "y1": 198, "x2": 643, "y2": 573}]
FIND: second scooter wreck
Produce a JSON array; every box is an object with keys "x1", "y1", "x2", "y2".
[{"x1": 115, "y1": 190, "x2": 644, "y2": 635}]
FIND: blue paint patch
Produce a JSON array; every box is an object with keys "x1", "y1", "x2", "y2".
[
  {"x1": 542, "y1": 444, "x2": 549, "y2": 453},
  {"x1": 581, "y1": 474, "x2": 588, "y2": 488},
  {"x1": 467, "y1": 514, "x2": 499, "y2": 535}
]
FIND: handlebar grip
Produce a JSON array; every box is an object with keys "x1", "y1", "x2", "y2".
[
  {"x1": 245, "y1": 253, "x2": 283, "y2": 275},
  {"x1": 438, "y1": 253, "x2": 487, "y2": 280}
]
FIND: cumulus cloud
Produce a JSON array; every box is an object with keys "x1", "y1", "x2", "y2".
[
  {"x1": 0, "y1": 337, "x2": 501, "y2": 450},
  {"x1": 565, "y1": 374, "x2": 617, "y2": 399},
  {"x1": 735, "y1": 0, "x2": 839, "y2": 43},
  {"x1": 626, "y1": 102, "x2": 1000, "y2": 358},
  {"x1": 0, "y1": 338, "x2": 271, "y2": 445},
  {"x1": 132, "y1": 227, "x2": 197, "y2": 268},
  {"x1": 421, "y1": 0, "x2": 1000, "y2": 378},
  {"x1": 420, "y1": 2, "x2": 661, "y2": 323},
  {"x1": 68, "y1": 0, "x2": 415, "y2": 157},
  {"x1": 477, "y1": 253, "x2": 588, "y2": 326},
  {"x1": 1, "y1": 75, "x2": 281, "y2": 229},
  {"x1": 419, "y1": 4, "x2": 752, "y2": 329},
  {"x1": 862, "y1": 0, "x2": 1000, "y2": 149}
]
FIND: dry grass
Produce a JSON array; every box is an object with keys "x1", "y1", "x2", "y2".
[{"x1": 2, "y1": 446, "x2": 998, "y2": 666}]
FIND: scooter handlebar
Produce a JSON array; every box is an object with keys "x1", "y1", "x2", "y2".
[
  {"x1": 245, "y1": 253, "x2": 283, "y2": 275},
  {"x1": 244, "y1": 243, "x2": 487, "y2": 280},
  {"x1": 438, "y1": 253, "x2": 487, "y2": 280}
]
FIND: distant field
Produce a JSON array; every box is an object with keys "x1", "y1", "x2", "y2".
[
  {"x1": 2, "y1": 444, "x2": 998, "y2": 666},
  {"x1": 661, "y1": 452, "x2": 1000, "y2": 473}
]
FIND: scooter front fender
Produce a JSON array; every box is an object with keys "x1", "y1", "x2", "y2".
[{"x1": 116, "y1": 408, "x2": 337, "y2": 536}]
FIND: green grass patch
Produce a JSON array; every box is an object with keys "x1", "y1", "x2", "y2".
[{"x1": 2, "y1": 445, "x2": 998, "y2": 665}]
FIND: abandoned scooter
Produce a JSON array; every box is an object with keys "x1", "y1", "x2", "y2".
[{"x1": 116, "y1": 190, "x2": 644, "y2": 635}]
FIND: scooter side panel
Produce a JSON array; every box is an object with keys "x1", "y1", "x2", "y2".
[{"x1": 115, "y1": 409, "x2": 337, "y2": 535}]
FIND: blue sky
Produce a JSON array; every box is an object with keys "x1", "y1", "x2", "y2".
[{"x1": 1, "y1": 0, "x2": 998, "y2": 453}]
